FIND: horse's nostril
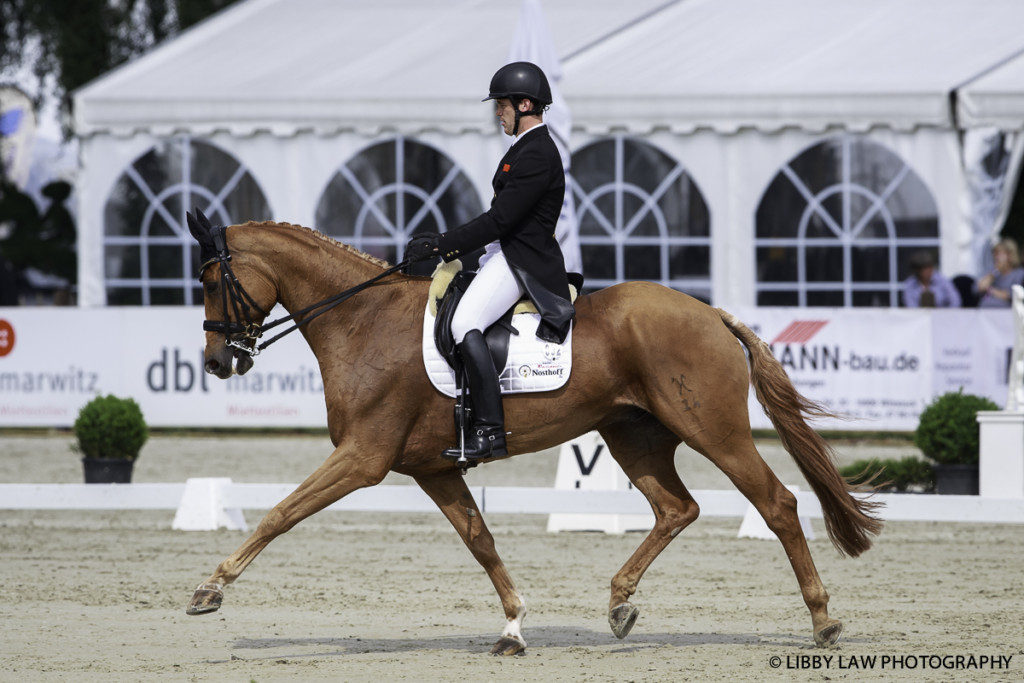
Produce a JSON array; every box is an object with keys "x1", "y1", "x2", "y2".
[{"x1": 204, "y1": 359, "x2": 220, "y2": 373}]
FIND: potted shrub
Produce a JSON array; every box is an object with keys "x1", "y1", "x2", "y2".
[
  {"x1": 840, "y1": 457, "x2": 935, "y2": 493},
  {"x1": 914, "y1": 390, "x2": 998, "y2": 494},
  {"x1": 73, "y1": 394, "x2": 149, "y2": 483}
]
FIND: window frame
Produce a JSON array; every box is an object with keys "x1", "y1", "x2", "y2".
[
  {"x1": 102, "y1": 136, "x2": 271, "y2": 305},
  {"x1": 569, "y1": 135, "x2": 711, "y2": 298},
  {"x1": 754, "y1": 135, "x2": 941, "y2": 307},
  {"x1": 314, "y1": 135, "x2": 483, "y2": 261}
]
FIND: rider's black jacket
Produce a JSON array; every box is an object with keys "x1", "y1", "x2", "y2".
[{"x1": 436, "y1": 125, "x2": 574, "y2": 344}]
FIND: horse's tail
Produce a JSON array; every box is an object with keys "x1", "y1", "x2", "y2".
[{"x1": 715, "y1": 308, "x2": 884, "y2": 557}]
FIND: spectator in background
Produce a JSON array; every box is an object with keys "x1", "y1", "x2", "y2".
[
  {"x1": 976, "y1": 238, "x2": 1024, "y2": 308},
  {"x1": 902, "y1": 250, "x2": 961, "y2": 307}
]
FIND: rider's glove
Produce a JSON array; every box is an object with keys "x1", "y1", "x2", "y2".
[{"x1": 405, "y1": 234, "x2": 441, "y2": 263}]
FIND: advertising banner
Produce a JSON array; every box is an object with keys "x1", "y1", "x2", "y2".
[
  {"x1": 732, "y1": 307, "x2": 1013, "y2": 431},
  {"x1": 0, "y1": 307, "x2": 327, "y2": 427},
  {"x1": 0, "y1": 306, "x2": 1015, "y2": 430}
]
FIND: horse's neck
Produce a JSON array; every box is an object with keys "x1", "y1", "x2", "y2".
[
  {"x1": 277, "y1": 244, "x2": 381, "y2": 312},
  {"x1": 258, "y1": 227, "x2": 390, "y2": 351}
]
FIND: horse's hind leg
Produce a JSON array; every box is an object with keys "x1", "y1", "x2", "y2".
[
  {"x1": 598, "y1": 415, "x2": 699, "y2": 639},
  {"x1": 668, "y1": 417, "x2": 841, "y2": 647},
  {"x1": 415, "y1": 471, "x2": 526, "y2": 656},
  {"x1": 715, "y1": 437, "x2": 841, "y2": 646}
]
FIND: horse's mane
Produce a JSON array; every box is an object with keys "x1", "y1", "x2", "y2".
[{"x1": 236, "y1": 220, "x2": 390, "y2": 270}]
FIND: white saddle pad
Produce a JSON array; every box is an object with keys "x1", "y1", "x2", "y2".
[{"x1": 422, "y1": 303, "x2": 572, "y2": 398}]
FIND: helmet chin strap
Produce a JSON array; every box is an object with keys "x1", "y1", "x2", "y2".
[{"x1": 510, "y1": 97, "x2": 540, "y2": 136}]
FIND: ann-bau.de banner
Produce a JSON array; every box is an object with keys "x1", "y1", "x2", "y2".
[
  {"x1": 0, "y1": 307, "x2": 1013, "y2": 430},
  {"x1": 731, "y1": 308, "x2": 1013, "y2": 430}
]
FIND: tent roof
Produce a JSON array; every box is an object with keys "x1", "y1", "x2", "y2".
[
  {"x1": 563, "y1": 0, "x2": 1024, "y2": 133},
  {"x1": 74, "y1": 0, "x2": 669, "y2": 136},
  {"x1": 958, "y1": 49, "x2": 1024, "y2": 129},
  {"x1": 76, "y1": 0, "x2": 1024, "y2": 137}
]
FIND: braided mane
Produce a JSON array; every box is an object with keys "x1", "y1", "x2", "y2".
[{"x1": 236, "y1": 220, "x2": 390, "y2": 270}]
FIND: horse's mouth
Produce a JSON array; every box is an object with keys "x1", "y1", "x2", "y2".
[
  {"x1": 204, "y1": 358, "x2": 233, "y2": 379},
  {"x1": 205, "y1": 351, "x2": 253, "y2": 378},
  {"x1": 204, "y1": 341, "x2": 257, "y2": 378},
  {"x1": 234, "y1": 354, "x2": 254, "y2": 375}
]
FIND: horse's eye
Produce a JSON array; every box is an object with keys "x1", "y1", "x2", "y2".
[{"x1": 204, "y1": 282, "x2": 217, "y2": 293}]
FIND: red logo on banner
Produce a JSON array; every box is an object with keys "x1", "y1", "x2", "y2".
[
  {"x1": 772, "y1": 320, "x2": 828, "y2": 345},
  {"x1": 0, "y1": 319, "x2": 14, "y2": 357}
]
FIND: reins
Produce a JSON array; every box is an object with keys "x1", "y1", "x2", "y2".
[{"x1": 199, "y1": 224, "x2": 409, "y2": 357}]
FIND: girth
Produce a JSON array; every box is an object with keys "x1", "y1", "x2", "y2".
[{"x1": 433, "y1": 270, "x2": 517, "y2": 384}]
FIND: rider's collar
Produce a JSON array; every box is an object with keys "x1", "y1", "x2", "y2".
[{"x1": 513, "y1": 121, "x2": 545, "y2": 145}]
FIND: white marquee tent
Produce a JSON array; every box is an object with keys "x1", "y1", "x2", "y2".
[{"x1": 74, "y1": 0, "x2": 1024, "y2": 308}]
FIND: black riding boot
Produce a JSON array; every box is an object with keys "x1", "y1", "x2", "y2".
[{"x1": 443, "y1": 329, "x2": 507, "y2": 461}]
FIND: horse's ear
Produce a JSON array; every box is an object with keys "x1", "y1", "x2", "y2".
[
  {"x1": 187, "y1": 208, "x2": 217, "y2": 266},
  {"x1": 196, "y1": 207, "x2": 214, "y2": 232},
  {"x1": 186, "y1": 211, "x2": 207, "y2": 243}
]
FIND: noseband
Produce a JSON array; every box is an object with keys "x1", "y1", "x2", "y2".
[{"x1": 198, "y1": 225, "x2": 410, "y2": 359}]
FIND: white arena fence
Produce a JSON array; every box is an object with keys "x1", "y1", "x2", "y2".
[{"x1": 3, "y1": 481, "x2": 1024, "y2": 533}]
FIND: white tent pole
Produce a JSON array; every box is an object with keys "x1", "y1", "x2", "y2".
[{"x1": 506, "y1": 0, "x2": 582, "y2": 274}]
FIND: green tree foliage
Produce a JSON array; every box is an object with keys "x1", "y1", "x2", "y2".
[
  {"x1": 0, "y1": 0, "x2": 238, "y2": 137},
  {"x1": 0, "y1": 179, "x2": 76, "y2": 281},
  {"x1": 0, "y1": 178, "x2": 77, "y2": 303},
  {"x1": 914, "y1": 390, "x2": 999, "y2": 465}
]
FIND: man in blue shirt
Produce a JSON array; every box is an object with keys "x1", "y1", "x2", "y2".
[{"x1": 902, "y1": 251, "x2": 961, "y2": 308}]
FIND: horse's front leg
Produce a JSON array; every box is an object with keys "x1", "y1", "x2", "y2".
[
  {"x1": 186, "y1": 440, "x2": 392, "y2": 615},
  {"x1": 415, "y1": 472, "x2": 526, "y2": 656}
]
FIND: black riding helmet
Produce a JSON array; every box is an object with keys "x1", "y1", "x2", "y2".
[{"x1": 483, "y1": 61, "x2": 552, "y2": 135}]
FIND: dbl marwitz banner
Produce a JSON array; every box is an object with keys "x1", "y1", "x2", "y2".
[
  {"x1": 0, "y1": 307, "x2": 1014, "y2": 430},
  {"x1": 0, "y1": 307, "x2": 327, "y2": 427}
]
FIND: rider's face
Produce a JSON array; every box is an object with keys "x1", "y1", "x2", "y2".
[{"x1": 495, "y1": 98, "x2": 516, "y2": 136}]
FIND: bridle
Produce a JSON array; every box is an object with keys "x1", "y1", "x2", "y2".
[
  {"x1": 197, "y1": 223, "x2": 409, "y2": 359},
  {"x1": 199, "y1": 225, "x2": 268, "y2": 356}
]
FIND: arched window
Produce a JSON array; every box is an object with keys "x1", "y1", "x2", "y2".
[
  {"x1": 315, "y1": 137, "x2": 482, "y2": 268},
  {"x1": 755, "y1": 136, "x2": 940, "y2": 307},
  {"x1": 570, "y1": 136, "x2": 711, "y2": 301},
  {"x1": 103, "y1": 137, "x2": 271, "y2": 305}
]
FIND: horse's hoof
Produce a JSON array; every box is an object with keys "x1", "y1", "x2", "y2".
[
  {"x1": 489, "y1": 636, "x2": 526, "y2": 656},
  {"x1": 608, "y1": 602, "x2": 640, "y2": 639},
  {"x1": 186, "y1": 582, "x2": 223, "y2": 615},
  {"x1": 814, "y1": 619, "x2": 843, "y2": 647}
]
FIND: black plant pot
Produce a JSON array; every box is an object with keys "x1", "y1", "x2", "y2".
[
  {"x1": 82, "y1": 458, "x2": 135, "y2": 484},
  {"x1": 932, "y1": 463, "x2": 979, "y2": 495}
]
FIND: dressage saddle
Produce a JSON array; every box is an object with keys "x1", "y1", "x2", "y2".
[
  {"x1": 432, "y1": 268, "x2": 584, "y2": 382},
  {"x1": 432, "y1": 266, "x2": 583, "y2": 456}
]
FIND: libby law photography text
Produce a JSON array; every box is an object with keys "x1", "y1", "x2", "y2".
[{"x1": 768, "y1": 653, "x2": 1014, "y2": 671}]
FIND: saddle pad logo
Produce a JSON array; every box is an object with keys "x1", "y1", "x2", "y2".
[
  {"x1": 543, "y1": 343, "x2": 561, "y2": 361},
  {"x1": 519, "y1": 365, "x2": 565, "y2": 378}
]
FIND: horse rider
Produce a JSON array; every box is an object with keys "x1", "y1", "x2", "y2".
[{"x1": 405, "y1": 61, "x2": 575, "y2": 461}]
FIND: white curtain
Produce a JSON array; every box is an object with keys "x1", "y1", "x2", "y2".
[{"x1": 963, "y1": 128, "x2": 1024, "y2": 275}]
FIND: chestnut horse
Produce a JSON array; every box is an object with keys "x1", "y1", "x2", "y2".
[{"x1": 185, "y1": 219, "x2": 881, "y2": 655}]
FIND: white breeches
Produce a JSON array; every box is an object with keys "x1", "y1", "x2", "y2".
[{"x1": 451, "y1": 250, "x2": 525, "y2": 344}]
